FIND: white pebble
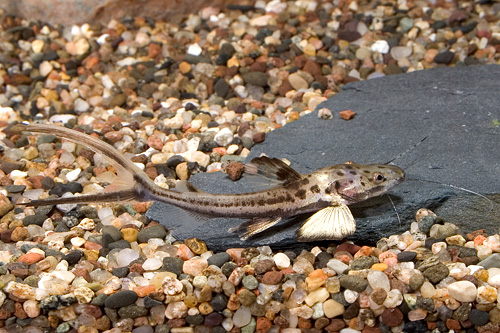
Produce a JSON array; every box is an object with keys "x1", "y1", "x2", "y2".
[
  {"x1": 232, "y1": 306, "x2": 251, "y2": 327},
  {"x1": 273, "y1": 253, "x2": 290, "y2": 269},
  {"x1": 65, "y1": 168, "x2": 81, "y2": 182},
  {"x1": 116, "y1": 248, "x2": 140, "y2": 267},
  {"x1": 74, "y1": 98, "x2": 90, "y2": 113},
  {"x1": 142, "y1": 258, "x2": 163, "y2": 271},
  {"x1": 10, "y1": 170, "x2": 27, "y2": 180},
  {"x1": 383, "y1": 289, "x2": 403, "y2": 308},
  {"x1": 391, "y1": 46, "x2": 413, "y2": 61},
  {"x1": 447, "y1": 281, "x2": 477, "y2": 302},
  {"x1": 39, "y1": 61, "x2": 53, "y2": 77},
  {"x1": 187, "y1": 43, "x2": 202, "y2": 56},
  {"x1": 344, "y1": 289, "x2": 359, "y2": 303},
  {"x1": 327, "y1": 259, "x2": 349, "y2": 275},
  {"x1": 367, "y1": 270, "x2": 390, "y2": 292},
  {"x1": 371, "y1": 40, "x2": 390, "y2": 54},
  {"x1": 214, "y1": 127, "x2": 234, "y2": 146}
]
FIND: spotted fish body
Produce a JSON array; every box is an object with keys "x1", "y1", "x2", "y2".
[{"x1": 13, "y1": 124, "x2": 405, "y2": 241}]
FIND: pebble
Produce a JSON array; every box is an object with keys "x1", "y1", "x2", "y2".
[
  {"x1": 104, "y1": 290, "x2": 138, "y2": 309},
  {"x1": 447, "y1": 280, "x2": 477, "y2": 302}
]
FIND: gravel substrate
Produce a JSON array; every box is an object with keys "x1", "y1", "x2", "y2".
[{"x1": 0, "y1": 0, "x2": 499, "y2": 332}]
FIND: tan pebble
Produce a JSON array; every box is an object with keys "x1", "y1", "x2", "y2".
[
  {"x1": 408, "y1": 308, "x2": 427, "y2": 321},
  {"x1": 323, "y1": 299, "x2": 345, "y2": 318},
  {"x1": 179, "y1": 61, "x2": 192, "y2": 73},
  {"x1": 184, "y1": 238, "x2": 208, "y2": 255},
  {"x1": 121, "y1": 228, "x2": 138, "y2": 242},
  {"x1": 317, "y1": 108, "x2": 333, "y2": 120},
  {"x1": 83, "y1": 250, "x2": 99, "y2": 261},
  {"x1": 175, "y1": 162, "x2": 189, "y2": 180},
  {"x1": 477, "y1": 285, "x2": 497, "y2": 304},
  {"x1": 424, "y1": 49, "x2": 439, "y2": 63},
  {"x1": 31, "y1": 40, "x2": 44, "y2": 53},
  {"x1": 74, "y1": 38, "x2": 90, "y2": 56},
  {"x1": 198, "y1": 301, "x2": 213, "y2": 315},
  {"x1": 103, "y1": 131, "x2": 123, "y2": 143},
  {"x1": 420, "y1": 281, "x2": 436, "y2": 298},
  {"x1": 10, "y1": 226, "x2": 29, "y2": 241},
  {"x1": 415, "y1": 208, "x2": 436, "y2": 221},
  {"x1": 305, "y1": 287, "x2": 329, "y2": 306},
  {"x1": 339, "y1": 110, "x2": 356, "y2": 120},
  {"x1": 198, "y1": 285, "x2": 213, "y2": 302},
  {"x1": 24, "y1": 146, "x2": 39, "y2": 160},
  {"x1": 371, "y1": 263, "x2": 388, "y2": 271},
  {"x1": 23, "y1": 299, "x2": 40, "y2": 318},
  {"x1": 288, "y1": 73, "x2": 309, "y2": 90},
  {"x1": 183, "y1": 258, "x2": 208, "y2": 276}
]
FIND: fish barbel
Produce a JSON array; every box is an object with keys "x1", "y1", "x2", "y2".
[{"x1": 12, "y1": 123, "x2": 405, "y2": 241}]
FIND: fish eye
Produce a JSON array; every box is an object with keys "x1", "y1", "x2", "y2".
[{"x1": 373, "y1": 172, "x2": 385, "y2": 183}]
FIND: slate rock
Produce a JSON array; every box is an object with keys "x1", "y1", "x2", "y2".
[{"x1": 147, "y1": 65, "x2": 500, "y2": 251}]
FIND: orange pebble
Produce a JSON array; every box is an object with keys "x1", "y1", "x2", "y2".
[
  {"x1": 133, "y1": 285, "x2": 156, "y2": 297},
  {"x1": 354, "y1": 246, "x2": 373, "y2": 259},
  {"x1": 308, "y1": 269, "x2": 327, "y2": 280},
  {"x1": 474, "y1": 235, "x2": 486, "y2": 246},
  {"x1": 176, "y1": 244, "x2": 195, "y2": 260}
]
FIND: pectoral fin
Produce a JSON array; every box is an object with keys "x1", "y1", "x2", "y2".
[
  {"x1": 229, "y1": 217, "x2": 282, "y2": 240},
  {"x1": 296, "y1": 205, "x2": 356, "y2": 242}
]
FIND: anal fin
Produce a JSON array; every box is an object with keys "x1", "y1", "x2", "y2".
[
  {"x1": 229, "y1": 217, "x2": 282, "y2": 240},
  {"x1": 296, "y1": 204, "x2": 356, "y2": 242}
]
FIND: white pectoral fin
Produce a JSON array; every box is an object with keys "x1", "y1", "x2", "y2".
[{"x1": 296, "y1": 204, "x2": 356, "y2": 242}]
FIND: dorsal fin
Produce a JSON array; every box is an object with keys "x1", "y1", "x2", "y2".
[{"x1": 244, "y1": 156, "x2": 302, "y2": 186}]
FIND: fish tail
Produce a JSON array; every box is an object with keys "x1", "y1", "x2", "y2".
[{"x1": 19, "y1": 189, "x2": 137, "y2": 207}]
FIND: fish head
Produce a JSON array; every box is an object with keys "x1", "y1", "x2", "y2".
[{"x1": 322, "y1": 163, "x2": 405, "y2": 204}]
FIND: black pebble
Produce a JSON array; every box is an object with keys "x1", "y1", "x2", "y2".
[
  {"x1": 64, "y1": 250, "x2": 83, "y2": 265},
  {"x1": 143, "y1": 296, "x2": 163, "y2": 308},
  {"x1": 210, "y1": 294, "x2": 228, "y2": 312},
  {"x1": 468, "y1": 309, "x2": 489, "y2": 326},
  {"x1": 5, "y1": 185, "x2": 26, "y2": 193},
  {"x1": 166, "y1": 155, "x2": 185, "y2": 168},
  {"x1": 108, "y1": 240, "x2": 131, "y2": 249},
  {"x1": 397, "y1": 251, "x2": 417, "y2": 262},
  {"x1": 104, "y1": 290, "x2": 138, "y2": 309},
  {"x1": 161, "y1": 257, "x2": 184, "y2": 276},
  {"x1": 403, "y1": 320, "x2": 427, "y2": 332},
  {"x1": 185, "y1": 314, "x2": 204, "y2": 326},
  {"x1": 207, "y1": 252, "x2": 230, "y2": 267},
  {"x1": 41, "y1": 177, "x2": 56, "y2": 189},
  {"x1": 112, "y1": 267, "x2": 130, "y2": 278},
  {"x1": 434, "y1": 51, "x2": 455, "y2": 64},
  {"x1": 23, "y1": 214, "x2": 48, "y2": 226},
  {"x1": 49, "y1": 182, "x2": 83, "y2": 196}
]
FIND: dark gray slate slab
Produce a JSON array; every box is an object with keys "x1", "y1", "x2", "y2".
[{"x1": 147, "y1": 65, "x2": 500, "y2": 251}]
